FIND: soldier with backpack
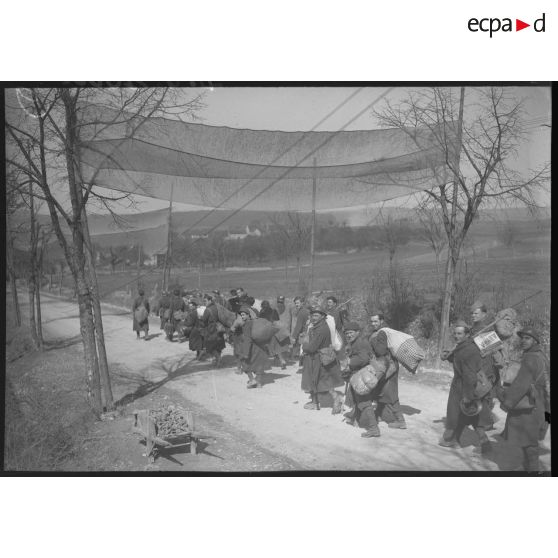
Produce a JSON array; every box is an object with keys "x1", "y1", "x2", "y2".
[
  {"x1": 368, "y1": 312, "x2": 407, "y2": 429},
  {"x1": 132, "y1": 288, "x2": 150, "y2": 340},
  {"x1": 494, "y1": 327, "x2": 550, "y2": 472}
]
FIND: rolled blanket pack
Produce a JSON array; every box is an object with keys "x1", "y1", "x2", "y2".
[
  {"x1": 350, "y1": 359, "x2": 388, "y2": 395},
  {"x1": 250, "y1": 318, "x2": 278, "y2": 343}
]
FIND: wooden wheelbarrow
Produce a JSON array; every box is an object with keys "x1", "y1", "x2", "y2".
[{"x1": 132, "y1": 409, "x2": 206, "y2": 463}]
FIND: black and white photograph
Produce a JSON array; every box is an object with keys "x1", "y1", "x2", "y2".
[{"x1": 3, "y1": 84, "x2": 551, "y2": 473}]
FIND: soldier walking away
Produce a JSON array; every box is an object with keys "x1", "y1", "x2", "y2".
[
  {"x1": 185, "y1": 301, "x2": 204, "y2": 359},
  {"x1": 238, "y1": 306, "x2": 269, "y2": 388},
  {"x1": 341, "y1": 322, "x2": 381, "y2": 437},
  {"x1": 291, "y1": 296, "x2": 309, "y2": 362},
  {"x1": 495, "y1": 327, "x2": 550, "y2": 472},
  {"x1": 301, "y1": 306, "x2": 344, "y2": 413},
  {"x1": 165, "y1": 288, "x2": 186, "y2": 342},
  {"x1": 132, "y1": 288, "x2": 150, "y2": 340},
  {"x1": 159, "y1": 290, "x2": 170, "y2": 330},
  {"x1": 439, "y1": 320, "x2": 493, "y2": 454},
  {"x1": 368, "y1": 313, "x2": 407, "y2": 429},
  {"x1": 259, "y1": 300, "x2": 288, "y2": 369},
  {"x1": 200, "y1": 294, "x2": 227, "y2": 366}
]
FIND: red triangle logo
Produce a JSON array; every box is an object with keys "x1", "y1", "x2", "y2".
[{"x1": 516, "y1": 19, "x2": 530, "y2": 31}]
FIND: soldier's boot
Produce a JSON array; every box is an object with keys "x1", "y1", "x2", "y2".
[
  {"x1": 388, "y1": 408, "x2": 407, "y2": 429},
  {"x1": 304, "y1": 393, "x2": 320, "y2": 410},
  {"x1": 439, "y1": 429, "x2": 458, "y2": 448},
  {"x1": 330, "y1": 390, "x2": 343, "y2": 415},
  {"x1": 474, "y1": 427, "x2": 492, "y2": 455},
  {"x1": 360, "y1": 405, "x2": 381, "y2": 438},
  {"x1": 523, "y1": 445, "x2": 540, "y2": 472}
]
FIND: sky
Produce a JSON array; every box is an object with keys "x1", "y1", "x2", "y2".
[{"x1": 14, "y1": 85, "x2": 550, "y2": 216}]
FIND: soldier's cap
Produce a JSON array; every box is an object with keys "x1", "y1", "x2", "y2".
[
  {"x1": 239, "y1": 306, "x2": 252, "y2": 315},
  {"x1": 517, "y1": 327, "x2": 540, "y2": 344},
  {"x1": 212, "y1": 289, "x2": 220, "y2": 295},
  {"x1": 453, "y1": 319, "x2": 470, "y2": 330},
  {"x1": 343, "y1": 321, "x2": 361, "y2": 332},
  {"x1": 277, "y1": 295, "x2": 285, "y2": 303},
  {"x1": 309, "y1": 305, "x2": 327, "y2": 316}
]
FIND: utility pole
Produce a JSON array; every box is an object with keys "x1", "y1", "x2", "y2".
[
  {"x1": 308, "y1": 157, "x2": 317, "y2": 296},
  {"x1": 163, "y1": 184, "x2": 174, "y2": 290},
  {"x1": 437, "y1": 86, "x2": 465, "y2": 362}
]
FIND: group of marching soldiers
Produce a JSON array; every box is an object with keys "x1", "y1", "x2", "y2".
[{"x1": 132, "y1": 288, "x2": 551, "y2": 472}]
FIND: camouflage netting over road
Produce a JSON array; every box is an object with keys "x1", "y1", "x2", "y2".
[{"x1": 78, "y1": 104, "x2": 456, "y2": 211}]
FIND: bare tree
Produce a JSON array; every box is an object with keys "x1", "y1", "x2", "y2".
[
  {"x1": 268, "y1": 211, "x2": 312, "y2": 285},
  {"x1": 374, "y1": 86, "x2": 550, "y2": 358},
  {"x1": 497, "y1": 219, "x2": 518, "y2": 256},
  {"x1": 416, "y1": 204, "x2": 446, "y2": 285},
  {"x1": 374, "y1": 212, "x2": 411, "y2": 265},
  {"x1": 5, "y1": 86, "x2": 204, "y2": 414}
]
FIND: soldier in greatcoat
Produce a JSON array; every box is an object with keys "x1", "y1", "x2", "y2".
[
  {"x1": 301, "y1": 306, "x2": 344, "y2": 413},
  {"x1": 368, "y1": 313, "x2": 407, "y2": 429},
  {"x1": 439, "y1": 320, "x2": 493, "y2": 453},
  {"x1": 470, "y1": 301, "x2": 500, "y2": 429},
  {"x1": 341, "y1": 322, "x2": 381, "y2": 437},
  {"x1": 165, "y1": 288, "x2": 186, "y2": 341},
  {"x1": 132, "y1": 289, "x2": 150, "y2": 340},
  {"x1": 495, "y1": 327, "x2": 550, "y2": 472},
  {"x1": 291, "y1": 296, "x2": 310, "y2": 360},
  {"x1": 238, "y1": 306, "x2": 269, "y2": 388},
  {"x1": 200, "y1": 294, "x2": 226, "y2": 366}
]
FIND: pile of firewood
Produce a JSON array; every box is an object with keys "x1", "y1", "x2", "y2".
[{"x1": 149, "y1": 405, "x2": 190, "y2": 437}]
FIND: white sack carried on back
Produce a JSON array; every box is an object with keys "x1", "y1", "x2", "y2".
[
  {"x1": 378, "y1": 327, "x2": 424, "y2": 373},
  {"x1": 325, "y1": 314, "x2": 343, "y2": 351}
]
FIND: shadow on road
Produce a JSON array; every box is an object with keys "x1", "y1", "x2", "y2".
[
  {"x1": 114, "y1": 353, "x2": 205, "y2": 406},
  {"x1": 260, "y1": 372, "x2": 289, "y2": 386},
  {"x1": 400, "y1": 405, "x2": 422, "y2": 416}
]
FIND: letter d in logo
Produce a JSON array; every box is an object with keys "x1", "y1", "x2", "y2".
[{"x1": 534, "y1": 13, "x2": 546, "y2": 32}]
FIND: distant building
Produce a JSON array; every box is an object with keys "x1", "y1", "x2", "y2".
[{"x1": 224, "y1": 225, "x2": 262, "y2": 241}]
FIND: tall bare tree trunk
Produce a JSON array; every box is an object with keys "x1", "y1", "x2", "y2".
[
  {"x1": 61, "y1": 89, "x2": 103, "y2": 415},
  {"x1": 28, "y1": 182, "x2": 39, "y2": 348},
  {"x1": 81, "y1": 206, "x2": 114, "y2": 410},
  {"x1": 58, "y1": 266, "x2": 63, "y2": 296},
  {"x1": 438, "y1": 87, "x2": 465, "y2": 362},
  {"x1": 28, "y1": 276, "x2": 39, "y2": 348},
  {"x1": 6, "y1": 217, "x2": 21, "y2": 327},
  {"x1": 35, "y1": 241, "x2": 44, "y2": 349}
]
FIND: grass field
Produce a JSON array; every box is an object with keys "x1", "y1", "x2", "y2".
[{"x1": 50, "y1": 218, "x2": 549, "y2": 319}]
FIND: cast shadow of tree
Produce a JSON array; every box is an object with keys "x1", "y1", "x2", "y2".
[{"x1": 114, "y1": 353, "x2": 204, "y2": 406}]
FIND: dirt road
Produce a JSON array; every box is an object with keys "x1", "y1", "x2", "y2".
[{"x1": 35, "y1": 293, "x2": 551, "y2": 472}]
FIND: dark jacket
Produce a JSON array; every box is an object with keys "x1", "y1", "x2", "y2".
[
  {"x1": 301, "y1": 318, "x2": 343, "y2": 393},
  {"x1": 185, "y1": 309, "x2": 203, "y2": 352},
  {"x1": 346, "y1": 335, "x2": 373, "y2": 372},
  {"x1": 239, "y1": 319, "x2": 269, "y2": 375},
  {"x1": 201, "y1": 302, "x2": 226, "y2": 354},
  {"x1": 292, "y1": 307, "x2": 310, "y2": 342},
  {"x1": 343, "y1": 335, "x2": 373, "y2": 409},
  {"x1": 228, "y1": 296, "x2": 241, "y2": 314},
  {"x1": 369, "y1": 329, "x2": 399, "y2": 405},
  {"x1": 259, "y1": 306, "x2": 280, "y2": 323},
  {"x1": 132, "y1": 295, "x2": 150, "y2": 331},
  {"x1": 500, "y1": 345, "x2": 548, "y2": 447},
  {"x1": 445, "y1": 336, "x2": 492, "y2": 430},
  {"x1": 327, "y1": 306, "x2": 347, "y2": 332}
]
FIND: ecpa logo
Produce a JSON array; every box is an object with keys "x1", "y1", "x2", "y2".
[{"x1": 468, "y1": 13, "x2": 546, "y2": 37}]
